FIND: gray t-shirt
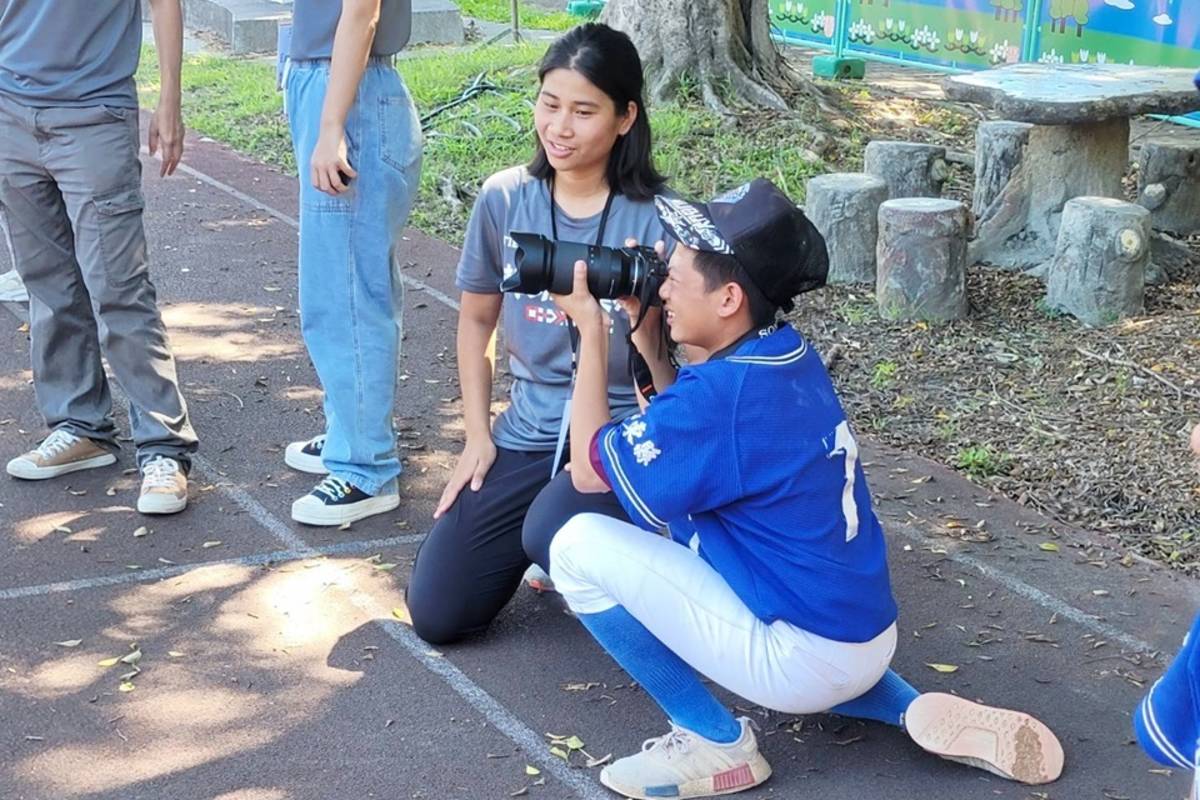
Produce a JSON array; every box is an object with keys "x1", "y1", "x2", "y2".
[
  {"x1": 457, "y1": 166, "x2": 671, "y2": 452},
  {"x1": 0, "y1": 0, "x2": 141, "y2": 107},
  {"x1": 290, "y1": 0, "x2": 412, "y2": 60}
]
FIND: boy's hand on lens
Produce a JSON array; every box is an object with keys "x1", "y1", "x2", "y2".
[
  {"x1": 311, "y1": 129, "x2": 357, "y2": 196},
  {"x1": 435, "y1": 437, "x2": 498, "y2": 519},
  {"x1": 619, "y1": 237, "x2": 666, "y2": 351},
  {"x1": 552, "y1": 261, "x2": 605, "y2": 329}
]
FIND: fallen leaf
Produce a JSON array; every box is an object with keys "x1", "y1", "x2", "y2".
[
  {"x1": 550, "y1": 746, "x2": 569, "y2": 760},
  {"x1": 97, "y1": 657, "x2": 121, "y2": 667},
  {"x1": 17, "y1": 322, "x2": 29, "y2": 333},
  {"x1": 510, "y1": 789, "x2": 528, "y2": 798},
  {"x1": 524, "y1": 765, "x2": 540, "y2": 776},
  {"x1": 565, "y1": 735, "x2": 585, "y2": 751},
  {"x1": 118, "y1": 682, "x2": 135, "y2": 692},
  {"x1": 926, "y1": 663, "x2": 959, "y2": 673},
  {"x1": 391, "y1": 608, "x2": 406, "y2": 621},
  {"x1": 373, "y1": 563, "x2": 399, "y2": 571},
  {"x1": 1039, "y1": 542, "x2": 1060, "y2": 552},
  {"x1": 133, "y1": 526, "x2": 149, "y2": 538},
  {"x1": 120, "y1": 649, "x2": 142, "y2": 665},
  {"x1": 105, "y1": 487, "x2": 117, "y2": 497},
  {"x1": 202, "y1": 540, "x2": 222, "y2": 549},
  {"x1": 168, "y1": 651, "x2": 186, "y2": 658},
  {"x1": 68, "y1": 489, "x2": 87, "y2": 496},
  {"x1": 53, "y1": 525, "x2": 72, "y2": 534},
  {"x1": 119, "y1": 668, "x2": 141, "y2": 681},
  {"x1": 54, "y1": 640, "x2": 83, "y2": 648}
]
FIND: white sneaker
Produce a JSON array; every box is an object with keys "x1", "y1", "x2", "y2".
[
  {"x1": 138, "y1": 456, "x2": 188, "y2": 515},
  {"x1": 285, "y1": 435, "x2": 328, "y2": 474},
  {"x1": 905, "y1": 692, "x2": 1064, "y2": 785},
  {"x1": 524, "y1": 562, "x2": 555, "y2": 593},
  {"x1": 0, "y1": 270, "x2": 28, "y2": 303},
  {"x1": 6, "y1": 429, "x2": 116, "y2": 480},
  {"x1": 599, "y1": 718, "x2": 771, "y2": 799},
  {"x1": 291, "y1": 475, "x2": 399, "y2": 526}
]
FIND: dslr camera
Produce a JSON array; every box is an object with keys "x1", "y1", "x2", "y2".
[{"x1": 500, "y1": 233, "x2": 668, "y2": 308}]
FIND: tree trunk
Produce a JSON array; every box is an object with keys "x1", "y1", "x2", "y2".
[{"x1": 601, "y1": 0, "x2": 793, "y2": 113}]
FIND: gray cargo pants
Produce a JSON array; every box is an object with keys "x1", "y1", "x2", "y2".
[{"x1": 0, "y1": 94, "x2": 197, "y2": 471}]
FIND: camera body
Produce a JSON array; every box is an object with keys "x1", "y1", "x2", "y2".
[{"x1": 501, "y1": 232, "x2": 668, "y2": 307}]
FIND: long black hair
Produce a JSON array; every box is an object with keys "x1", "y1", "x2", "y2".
[{"x1": 528, "y1": 23, "x2": 666, "y2": 201}]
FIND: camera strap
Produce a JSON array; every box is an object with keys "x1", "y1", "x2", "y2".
[{"x1": 549, "y1": 179, "x2": 614, "y2": 480}]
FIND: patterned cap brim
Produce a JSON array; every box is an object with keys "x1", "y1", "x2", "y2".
[{"x1": 654, "y1": 195, "x2": 734, "y2": 255}]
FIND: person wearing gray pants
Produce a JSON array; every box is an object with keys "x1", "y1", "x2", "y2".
[{"x1": 0, "y1": 0, "x2": 198, "y2": 515}]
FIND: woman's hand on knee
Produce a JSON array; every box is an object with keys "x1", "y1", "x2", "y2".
[{"x1": 435, "y1": 437, "x2": 498, "y2": 519}]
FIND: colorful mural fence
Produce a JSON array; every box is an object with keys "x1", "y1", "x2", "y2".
[{"x1": 769, "y1": 0, "x2": 1199, "y2": 119}]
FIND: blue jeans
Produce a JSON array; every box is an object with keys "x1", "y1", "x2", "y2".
[{"x1": 285, "y1": 58, "x2": 422, "y2": 495}]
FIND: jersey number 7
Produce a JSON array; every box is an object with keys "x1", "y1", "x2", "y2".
[{"x1": 826, "y1": 421, "x2": 861, "y2": 543}]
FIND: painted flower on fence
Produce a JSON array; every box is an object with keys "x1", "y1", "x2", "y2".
[
  {"x1": 948, "y1": 28, "x2": 988, "y2": 57},
  {"x1": 911, "y1": 25, "x2": 941, "y2": 53},
  {"x1": 1037, "y1": 47, "x2": 1065, "y2": 65},
  {"x1": 987, "y1": 40, "x2": 1020, "y2": 64},
  {"x1": 849, "y1": 19, "x2": 877, "y2": 44}
]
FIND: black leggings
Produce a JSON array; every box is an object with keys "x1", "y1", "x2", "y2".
[{"x1": 405, "y1": 447, "x2": 629, "y2": 645}]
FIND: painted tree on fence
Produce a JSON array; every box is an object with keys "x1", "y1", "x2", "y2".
[
  {"x1": 1049, "y1": 0, "x2": 1091, "y2": 37},
  {"x1": 993, "y1": 0, "x2": 1024, "y2": 23}
]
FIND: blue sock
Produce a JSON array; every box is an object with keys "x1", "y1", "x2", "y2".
[
  {"x1": 578, "y1": 605, "x2": 741, "y2": 744},
  {"x1": 1134, "y1": 611, "x2": 1200, "y2": 769},
  {"x1": 829, "y1": 668, "x2": 920, "y2": 728}
]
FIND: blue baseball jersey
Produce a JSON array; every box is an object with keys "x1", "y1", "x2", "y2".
[{"x1": 595, "y1": 323, "x2": 898, "y2": 644}]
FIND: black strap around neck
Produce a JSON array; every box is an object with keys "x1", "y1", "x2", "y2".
[{"x1": 550, "y1": 177, "x2": 614, "y2": 247}]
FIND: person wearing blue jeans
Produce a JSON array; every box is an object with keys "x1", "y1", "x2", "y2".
[{"x1": 282, "y1": 0, "x2": 423, "y2": 526}]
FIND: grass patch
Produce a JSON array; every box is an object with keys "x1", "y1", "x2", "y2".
[
  {"x1": 869, "y1": 360, "x2": 898, "y2": 390},
  {"x1": 137, "y1": 42, "x2": 830, "y2": 243},
  {"x1": 953, "y1": 445, "x2": 1010, "y2": 480},
  {"x1": 457, "y1": 0, "x2": 579, "y2": 31}
]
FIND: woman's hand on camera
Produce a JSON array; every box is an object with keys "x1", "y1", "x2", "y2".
[
  {"x1": 434, "y1": 436, "x2": 497, "y2": 519},
  {"x1": 552, "y1": 261, "x2": 606, "y2": 330}
]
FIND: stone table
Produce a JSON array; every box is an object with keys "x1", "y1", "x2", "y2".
[{"x1": 944, "y1": 64, "x2": 1200, "y2": 271}]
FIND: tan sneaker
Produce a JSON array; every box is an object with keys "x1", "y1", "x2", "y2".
[
  {"x1": 6, "y1": 429, "x2": 116, "y2": 480},
  {"x1": 138, "y1": 457, "x2": 188, "y2": 515},
  {"x1": 599, "y1": 718, "x2": 771, "y2": 799},
  {"x1": 905, "y1": 692, "x2": 1064, "y2": 785}
]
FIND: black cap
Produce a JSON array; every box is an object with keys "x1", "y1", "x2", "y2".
[{"x1": 654, "y1": 178, "x2": 828, "y2": 312}]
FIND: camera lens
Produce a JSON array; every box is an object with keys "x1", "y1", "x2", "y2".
[{"x1": 504, "y1": 233, "x2": 665, "y2": 303}]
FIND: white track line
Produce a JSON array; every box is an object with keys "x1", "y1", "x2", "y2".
[
  {"x1": 0, "y1": 533, "x2": 425, "y2": 600},
  {"x1": 887, "y1": 524, "x2": 1155, "y2": 654}
]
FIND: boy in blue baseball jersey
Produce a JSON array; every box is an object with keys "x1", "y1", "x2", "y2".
[{"x1": 548, "y1": 178, "x2": 1063, "y2": 799}]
